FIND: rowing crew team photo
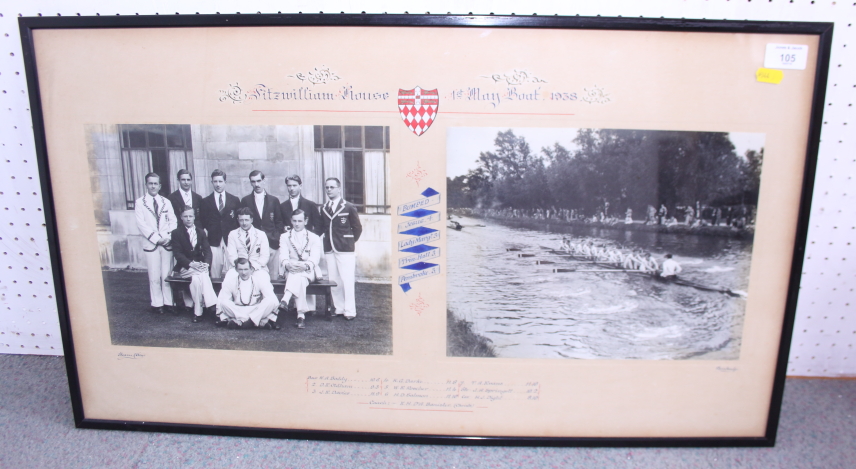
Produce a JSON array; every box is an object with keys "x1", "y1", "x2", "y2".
[{"x1": 136, "y1": 169, "x2": 360, "y2": 331}]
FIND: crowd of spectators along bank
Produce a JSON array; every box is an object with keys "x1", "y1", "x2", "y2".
[{"x1": 452, "y1": 203, "x2": 756, "y2": 231}]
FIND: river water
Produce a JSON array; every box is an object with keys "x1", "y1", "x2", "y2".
[{"x1": 446, "y1": 216, "x2": 751, "y2": 360}]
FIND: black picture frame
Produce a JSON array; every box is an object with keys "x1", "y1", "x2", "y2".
[{"x1": 19, "y1": 13, "x2": 832, "y2": 446}]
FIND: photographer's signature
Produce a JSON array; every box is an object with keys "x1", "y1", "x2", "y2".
[
  {"x1": 716, "y1": 366, "x2": 737, "y2": 372},
  {"x1": 118, "y1": 352, "x2": 146, "y2": 360}
]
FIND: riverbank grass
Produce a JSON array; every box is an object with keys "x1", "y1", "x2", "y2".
[{"x1": 447, "y1": 309, "x2": 496, "y2": 357}]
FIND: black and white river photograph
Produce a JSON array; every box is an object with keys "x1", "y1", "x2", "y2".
[{"x1": 445, "y1": 127, "x2": 765, "y2": 360}]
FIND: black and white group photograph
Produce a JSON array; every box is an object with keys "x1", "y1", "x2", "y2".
[
  {"x1": 446, "y1": 127, "x2": 765, "y2": 360},
  {"x1": 87, "y1": 124, "x2": 392, "y2": 354}
]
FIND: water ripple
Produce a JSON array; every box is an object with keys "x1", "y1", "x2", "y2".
[{"x1": 448, "y1": 216, "x2": 750, "y2": 360}]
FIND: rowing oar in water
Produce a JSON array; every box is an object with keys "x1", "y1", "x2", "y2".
[
  {"x1": 667, "y1": 278, "x2": 745, "y2": 298},
  {"x1": 517, "y1": 253, "x2": 537, "y2": 258},
  {"x1": 536, "y1": 259, "x2": 601, "y2": 265},
  {"x1": 545, "y1": 250, "x2": 586, "y2": 257},
  {"x1": 554, "y1": 268, "x2": 646, "y2": 273},
  {"x1": 553, "y1": 268, "x2": 745, "y2": 297},
  {"x1": 506, "y1": 248, "x2": 523, "y2": 252},
  {"x1": 545, "y1": 251, "x2": 616, "y2": 268}
]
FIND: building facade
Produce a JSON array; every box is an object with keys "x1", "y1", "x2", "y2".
[{"x1": 87, "y1": 124, "x2": 391, "y2": 283}]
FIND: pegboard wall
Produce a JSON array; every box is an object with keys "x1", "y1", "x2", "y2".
[{"x1": 0, "y1": 0, "x2": 853, "y2": 377}]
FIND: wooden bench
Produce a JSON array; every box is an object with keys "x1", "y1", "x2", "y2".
[{"x1": 166, "y1": 275, "x2": 337, "y2": 316}]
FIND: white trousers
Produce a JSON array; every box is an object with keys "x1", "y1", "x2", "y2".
[
  {"x1": 326, "y1": 252, "x2": 356, "y2": 318},
  {"x1": 210, "y1": 243, "x2": 227, "y2": 278},
  {"x1": 144, "y1": 247, "x2": 173, "y2": 307},
  {"x1": 218, "y1": 296, "x2": 279, "y2": 326},
  {"x1": 187, "y1": 273, "x2": 218, "y2": 316},
  {"x1": 282, "y1": 272, "x2": 317, "y2": 319},
  {"x1": 267, "y1": 250, "x2": 280, "y2": 281}
]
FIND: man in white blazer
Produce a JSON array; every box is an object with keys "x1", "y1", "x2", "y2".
[
  {"x1": 225, "y1": 207, "x2": 270, "y2": 273},
  {"x1": 135, "y1": 172, "x2": 178, "y2": 314},
  {"x1": 278, "y1": 209, "x2": 323, "y2": 329},
  {"x1": 217, "y1": 257, "x2": 280, "y2": 329}
]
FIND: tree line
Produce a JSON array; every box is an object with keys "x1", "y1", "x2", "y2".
[{"x1": 447, "y1": 129, "x2": 763, "y2": 218}]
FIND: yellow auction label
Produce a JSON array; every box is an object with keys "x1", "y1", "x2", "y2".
[{"x1": 756, "y1": 67, "x2": 784, "y2": 84}]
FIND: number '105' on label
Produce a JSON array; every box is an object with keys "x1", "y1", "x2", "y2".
[{"x1": 764, "y1": 43, "x2": 808, "y2": 70}]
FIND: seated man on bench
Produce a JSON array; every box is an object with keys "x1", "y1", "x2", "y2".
[
  {"x1": 278, "y1": 209, "x2": 323, "y2": 329},
  {"x1": 225, "y1": 207, "x2": 270, "y2": 274},
  {"x1": 217, "y1": 257, "x2": 281, "y2": 330},
  {"x1": 171, "y1": 205, "x2": 217, "y2": 323}
]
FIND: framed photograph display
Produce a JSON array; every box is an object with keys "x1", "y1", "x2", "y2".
[{"x1": 20, "y1": 14, "x2": 831, "y2": 446}]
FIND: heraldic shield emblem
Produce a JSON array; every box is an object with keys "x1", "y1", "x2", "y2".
[{"x1": 398, "y1": 87, "x2": 439, "y2": 136}]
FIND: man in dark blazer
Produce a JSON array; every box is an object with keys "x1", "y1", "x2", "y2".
[
  {"x1": 279, "y1": 174, "x2": 321, "y2": 236},
  {"x1": 321, "y1": 177, "x2": 363, "y2": 320},
  {"x1": 241, "y1": 170, "x2": 283, "y2": 279},
  {"x1": 168, "y1": 169, "x2": 204, "y2": 223},
  {"x1": 200, "y1": 169, "x2": 241, "y2": 278},
  {"x1": 172, "y1": 205, "x2": 218, "y2": 323}
]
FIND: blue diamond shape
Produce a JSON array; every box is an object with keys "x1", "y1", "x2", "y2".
[
  {"x1": 401, "y1": 262, "x2": 437, "y2": 271},
  {"x1": 401, "y1": 227, "x2": 438, "y2": 237},
  {"x1": 401, "y1": 209, "x2": 438, "y2": 218},
  {"x1": 421, "y1": 187, "x2": 440, "y2": 197},
  {"x1": 401, "y1": 244, "x2": 438, "y2": 254}
]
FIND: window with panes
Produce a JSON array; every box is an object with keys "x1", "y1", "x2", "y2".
[
  {"x1": 313, "y1": 125, "x2": 390, "y2": 214},
  {"x1": 118, "y1": 124, "x2": 193, "y2": 209}
]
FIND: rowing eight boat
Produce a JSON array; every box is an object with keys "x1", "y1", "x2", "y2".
[{"x1": 536, "y1": 248, "x2": 744, "y2": 297}]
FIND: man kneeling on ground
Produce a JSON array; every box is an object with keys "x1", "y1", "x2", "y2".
[
  {"x1": 217, "y1": 258, "x2": 281, "y2": 330},
  {"x1": 278, "y1": 209, "x2": 323, "y2": 330}
]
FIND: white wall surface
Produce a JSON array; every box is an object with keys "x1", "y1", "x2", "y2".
[{"x1": 0, "y1": 0, "x2": 853, "y2": 377}]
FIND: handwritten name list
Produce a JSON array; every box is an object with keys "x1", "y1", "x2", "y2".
[{"x1": 305, "y1": 375, "x2": 541, "y2": 412}]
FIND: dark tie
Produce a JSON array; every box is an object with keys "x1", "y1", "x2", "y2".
[
  {"x1": 245, "y1": 231, "x2": 251, "y2": 253},
  {"x1": 153, "y1": 198, "x2": 160, "y2": 229},
  {"x1": 218, "y1": 194, "x2": 224, "y2": 212}
]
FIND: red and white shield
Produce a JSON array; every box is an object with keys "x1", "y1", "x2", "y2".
[{"x1": 398, "y1": 87, "x2": 438, "y2": 136}]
